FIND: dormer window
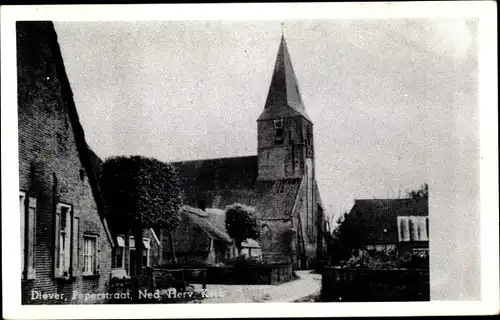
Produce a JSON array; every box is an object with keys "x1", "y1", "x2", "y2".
[{"x1": 274, "y1": 119, "x2": 284, "y2": 144}]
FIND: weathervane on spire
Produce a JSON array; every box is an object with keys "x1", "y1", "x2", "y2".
[{"x1": 281, "y1": 21, "x2": 284, "y2": 37}]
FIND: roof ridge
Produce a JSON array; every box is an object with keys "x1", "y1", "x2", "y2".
[
  {"x1": 355, "y1": 198, "x2": 416, "y2": 202},
  {"x1": 169, "y1": 154, "x2": 257, "y2": 164}
]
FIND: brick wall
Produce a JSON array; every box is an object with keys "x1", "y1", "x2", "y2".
[{"x1": 18, "y1": 22, "x2": 113, "y2": 305}]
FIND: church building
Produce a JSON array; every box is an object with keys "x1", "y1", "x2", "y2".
[{"x1": 165, "y1": 34, "x2": 325, "y2": 269}]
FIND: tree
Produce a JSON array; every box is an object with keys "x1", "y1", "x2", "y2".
[
  {"x1": 326, "y1": 211, "x2": 370, "y2": 266},
  {"x1": 99, "y1": 156, "x2": 182, "y2": 275},
  {"x1": 225, "y1": 203, "x2": 260, "y2": 255},
  {"x1": 407, "y1": 183, "x2": 429, "y2": 200}
]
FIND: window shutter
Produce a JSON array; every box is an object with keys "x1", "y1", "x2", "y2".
[
  {"x1": 54, "y1": 205, "x2": 61, "y2": 277},
  {"x1": 20, "y1": 192, "x2": 26, "y2": 278},
  {"x1": 402, "y1": 217, "x2": 410, "y2": 242},
  {"x1": 426, "y1": 217, "x2": 429, "y2": 239},
  {"x1": 397, "y1": 217, "x2": 404, "y2": 242},
  {"x1": 27, "y1": 197, "x2": 37, "y2": 279},
  {"x1": 409, "y1": 217, "x2": 419, "y2": 241},
  {"x1": 418, "y1": 216, "x2": 428, "y2": 241},
  {"x1": 72, "y1": 216, "x2": 80, "y2": 277},
  {"x1": 95, "y1": 237, "x2": 100, "y2": 274}
]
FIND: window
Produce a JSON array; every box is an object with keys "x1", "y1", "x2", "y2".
[
  {"x1": 20, "y1": 192, "x2": 36, "y2": 279},
  {"x1": 409, "y1": 217, "x2": 419, "y2": 241},
  {"x1": 417, "y1": 216, "x2": 428, "y2": 241},
  {"x1": 274, "y1": 119, "x2": 284, "y2": 144},
  {"x1": 397, "y1": 216, "x2": 410, "y2": 242},
  {"x1": 83, "y1": 235, "x2": 98, "y2": 275},
  {"x1": 398, "y1": 216, "x2": 429, "y2": 242},
  {"x1": 142, "y1": 238, "x2": 150, "y2": 267},
  {"x1": 261, "y1": 225, "x2": 272, "y2": 251},
  {"x1": 54, "y1": 203, "x2": 79, "y2": 278},
  {"x1": 115, "y1": 236, "x2": 125, "y2": 268},
  {"x1": 116, "y1": 248, "x2": 124, "y2": 268},
  {"x1": 58, "y1": 206, "x2": 71, "y2": 275},
  {"x1": 128, "y1": 236, "x2": 150, "y2": 268}
]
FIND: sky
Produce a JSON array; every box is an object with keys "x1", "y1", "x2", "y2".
[{"x1": 53, "y1": 19, "x2": 478, "y2": 222}]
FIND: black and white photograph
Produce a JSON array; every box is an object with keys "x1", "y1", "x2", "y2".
[{"x1": 1, "y1": 2, "x2": 498, "y2": 318}]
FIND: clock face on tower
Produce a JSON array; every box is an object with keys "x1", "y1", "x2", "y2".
[{"x1": 273, "y1": 119, "x2": 284, "y2": 129}]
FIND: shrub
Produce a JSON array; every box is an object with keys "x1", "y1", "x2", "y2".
[
  {"x1": 225, "y1": 255, "x2": 264, "y2": 267},
  {"x1": 398, "y1": 252, "x2": 429, "y2": 270},
  {"x1": 336, "y1": 249, "x2": 428, "y2": 270}
]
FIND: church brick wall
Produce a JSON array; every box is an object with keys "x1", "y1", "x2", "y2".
[
  {"x1": 290, "y1": 176, "x2": 318, "y2": 267},
  {"x1": 260, "y1": 220, "x2": 294, "y2": 264},
  {"x1": 257, "y1": 117, "x2": 310, "y2": 181}
]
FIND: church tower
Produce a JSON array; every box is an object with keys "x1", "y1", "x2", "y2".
[{"x1": 257, "y1": 33, "x2": 314, "y2": 181}]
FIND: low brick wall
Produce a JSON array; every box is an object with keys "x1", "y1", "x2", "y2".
[
  {"x1": 206, "y1": 264, "x2": 292, "y2": 285},
  {"x1": 152, "y1": 264, "x2": 292, "y2": 285},
  {"x1": 321, "y1": 267, "x2": 430, "y2": 302}
]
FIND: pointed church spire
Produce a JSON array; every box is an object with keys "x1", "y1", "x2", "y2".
[{"x1": 258, "y1": 26, "x2": 311, "y2": 122}]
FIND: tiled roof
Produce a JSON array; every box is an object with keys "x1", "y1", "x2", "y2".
[
  {"x1": 181, "y1": 206, "x2": 233, "y2": 244},
  {"x1": 202, "y1": 178, "x2": 301, "y2": 219},
  {"x1": 205, "y1": 208, "x2": 227, "y2": 234},
  {"x1": 165, "y1": 206, "x2": 233, "y2": 254},
  {"x1": 17, "y1": 21, "x2": 114, "y2": 247},
  {"x1": 171, "y1": 156, "x2": 301, "y2": 219},
  {"x1": 242, "y1": 238, "x2": 261, "y2": 248},
  {"x1": 87, "y1": 146, "x2": 103, "y2": 178},
  {"x1": 353, "y1": 198, "x2": 428, "y2": 217},
  {"x1": 258, "y1": 35, "x2": 311, "y2": 122},
  {"x1": 348, "y1": 198, "x2": 429, "y2": 245},
  {"x1": 171, "y1": 155, "x2": 258, "y2": 202}
]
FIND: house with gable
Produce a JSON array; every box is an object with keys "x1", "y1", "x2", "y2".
[
  {"x1": 163, "y1": 206, "x2": 237, "y2": 265},
  {"x1": 17, "y1": 21, "x2": 115, "y2": 304},
  {"x1": 165, "y1": 33, "x2": 326, "y2": 269},
  {"x1": 162, "y1": 206, "x2": 261, "y2": 265},
  {"x1": 346, "y1": 198, "x2": 429, "y2": 257}
]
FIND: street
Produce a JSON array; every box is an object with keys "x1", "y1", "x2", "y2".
[{"x1": 190, "y1": 271, "x2": 321, "y2": 303}]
